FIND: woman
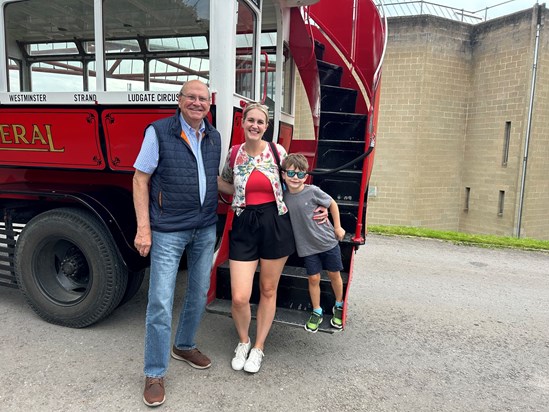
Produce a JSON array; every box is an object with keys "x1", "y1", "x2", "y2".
[{"x1": 219, "y1": 102, "x2": 328, "y2": 373}]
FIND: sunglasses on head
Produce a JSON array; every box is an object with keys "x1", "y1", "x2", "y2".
[{"x1": 284, "y1": 170, "x2": 307, "y2": 179}]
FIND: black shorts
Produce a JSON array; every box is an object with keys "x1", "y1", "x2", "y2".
[
  {"x1": 303, "y1": 244, "x2": 344, "y2": 276},
  {"x1": 229, "y1": 202, "x2": 295, "y2": 261}
]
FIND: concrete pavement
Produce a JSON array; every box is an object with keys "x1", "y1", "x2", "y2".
[{"x1": 1, "y1": 234, "x2": 548, "y2": 411}]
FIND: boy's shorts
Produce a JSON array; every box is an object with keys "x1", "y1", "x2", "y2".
[
  {"x1": 230, "y1": 202, "x2": 295, "y2": 261},
  {"x1": 303, "y1": 244, "x2": 343, "y2": 276}
]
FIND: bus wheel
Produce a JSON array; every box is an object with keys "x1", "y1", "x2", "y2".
[
  {"x1": 117, "y1": 269, "x2": 145, "y2": 307},
  {"x1": 14, "y1": 208, "x2": 127, "y2": 328}
]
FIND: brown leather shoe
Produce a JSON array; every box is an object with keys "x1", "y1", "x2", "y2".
[
  {"x1": 143, "y1": 377, "x2": 165, "y2": 407},
  {"x1": 171, "y1": 346, "x2": 211, "y2": 369}
]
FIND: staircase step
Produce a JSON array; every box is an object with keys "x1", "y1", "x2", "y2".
[
  {"x1": 319, "y1": 112, "x2": 367, "y2": 141},
  {"x1": 317, "y1": 60, "x2": 342, "y2": 87},
  {"x1": 338, "y1": 203, "x2": 364, "y2": 236},
  {"x1": 206, "y1": 298, "x2": 341, "y2": 334},
  {"x1": 321, "y1": 85, "x2": 357, "y2": 113},
  {"x1": 316, "y1": 140, "x2": 365, "y2": 171},
  {"x1": 340, "y1": 232, "x2": 365, "y2": 246},
  {"x1": 311, "y1": 170, "x2": 363, "y2": 204}
]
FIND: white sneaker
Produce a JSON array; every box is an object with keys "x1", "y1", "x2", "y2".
[
  {"x1": 243, "y1": 348, "x2": 264, "y2": 373},
  {"x1": 231, "y1": 339, "x2": 251, "y2": 371}
]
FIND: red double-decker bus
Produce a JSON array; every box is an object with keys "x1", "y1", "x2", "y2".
[{"x1": 0, "y1": 0, "x2": 386, "y2": 331}]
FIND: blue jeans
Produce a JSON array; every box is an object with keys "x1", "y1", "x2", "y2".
[{"x1": 144, "y1": 223, "x2": 216, "y2": 378}]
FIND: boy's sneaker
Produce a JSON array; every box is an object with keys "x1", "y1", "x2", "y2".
[
  {"x1": 231, "y1": 339, "x2": 251, "y2": 371},
  {"x1": 331, "y1": 305, "x2": 343, "y2": 329},
  {"x1": 304, "y1": 311, "x2": 323, "y2": 333},
  {"x1": 243, "y1": 348, "x2": 264, "y2": 373}
]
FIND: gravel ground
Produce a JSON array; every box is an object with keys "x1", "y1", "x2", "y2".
[{"x1": 1, "y1": 234, "x2": 548, "y2": 411}]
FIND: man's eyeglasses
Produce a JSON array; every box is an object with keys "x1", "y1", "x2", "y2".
[
  {"x1": 284, "y1": 170, "x2": 307, "y2": 179},
  {"x1": 179, "y1": 94, "x2": 210, "y2": 103}
]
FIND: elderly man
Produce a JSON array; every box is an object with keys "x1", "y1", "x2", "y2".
[{"x1": 133, "y1": 80, "x2": 221, "y2": 407}]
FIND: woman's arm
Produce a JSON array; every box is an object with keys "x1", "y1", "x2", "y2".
[
  {"x1": 218, "y1": 148, "x2": 235, "y2": 194},
  {"x1": 313, "y1": 206, "x2": 328, "y2": 224},
  {"x1": 218, "y1": 176, "x2": 235, "y2": 195}
]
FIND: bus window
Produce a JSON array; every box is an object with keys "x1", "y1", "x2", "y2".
[
  {"x1": 28, "y1": 42, "x2": 79, "y2": 56},
  {"x1": 258, "y1": 41, "x2": 293, "y2": 116},
  {"x1": 3, "y1": 0, "x2": 213, "y2": 93},
  {"x1": 28, "y1": 43, "x2": 84, "y2": 92},
  {"x1": 106, "y1": 59, "x2": 145, "y2": 91},
  {"x1": 281, "y1": 44, "x2": 294, "y2": 115},
  {"x1": 148, "y1": 36, "x2": 208, "y2": 52},
  {"x1": 30, "y1": 60, "x2": 84, "y2": 92},
  {"x1": 101, "y1": 0, "x2": 210, "y2": 92},
  {"x1": 149, "y1": 57, "x2": 210, "y2": 91},
  {"x1": 147, "y1": 36, "x2": 210, "y2": 91},
  {"x1": 105, "y1": 39, "x2": 141, "y2": 54},
  {"x1": 4, "y1": 0, "x2": 94, "y2": 92},
  {"x1": 8, "y1": 59, "x2": 20, "y2": 92},
  {"x1": 260, "y1": 32, "x2": 277, "y2": 111},
  {"x1": 235, "y1": 1, "x2": 257, "y2": 99}
]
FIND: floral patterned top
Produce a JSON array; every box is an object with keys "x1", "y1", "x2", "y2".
[{"x1": 220, "y1": 142, "x2": 288, "y2": 216}]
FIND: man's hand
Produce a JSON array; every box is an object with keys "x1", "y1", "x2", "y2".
[
  {"x1": 134, "y1": 229, "x2": 152, "y2": 257},
  {"x1": 313, "y1": 206, "x2": 328, "y2": 224}
]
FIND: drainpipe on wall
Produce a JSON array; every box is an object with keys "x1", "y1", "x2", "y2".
[{"x1": 516, "y1": 4, "x2": 542, "y2": 238}]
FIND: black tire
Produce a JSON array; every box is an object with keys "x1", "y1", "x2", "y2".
[
  {"x1": 117, "y1": 269, "x2": 145, "y2": 307},
  {"x1": 14, "y1": 208, "x2": 128, "y2": 328}
]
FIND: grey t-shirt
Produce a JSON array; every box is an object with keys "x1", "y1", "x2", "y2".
[{"x1": 283, "y1": 185, "x2": 338, "y2": 257}]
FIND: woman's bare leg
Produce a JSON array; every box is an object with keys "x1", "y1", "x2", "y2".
[
  {"x1": 254, "y1": 256, "x2": 288, "y2": 350},
  {"x1": 230, "y1": 259, "x2": 259, "y2": 343}
]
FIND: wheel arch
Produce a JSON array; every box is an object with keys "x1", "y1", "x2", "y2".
[{"x1": 1, "y1": 185, "x2": 148, "y2": 273}]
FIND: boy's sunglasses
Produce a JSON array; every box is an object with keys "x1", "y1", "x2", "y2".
[{"x1": 284, "y1": 170, "x2": 307, "y2": 179}]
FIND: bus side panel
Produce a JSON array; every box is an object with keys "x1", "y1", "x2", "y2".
[
  {"x1": 0, "y1": 168, "x2": 133, "y2": 190},
  {"x1": 0, "y1": 109, "x2": 104, "y2": 169},
  {"x1": 101, "y1": 109, "x2": 174, "y2": 171}
]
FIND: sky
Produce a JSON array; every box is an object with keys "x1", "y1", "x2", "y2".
[
  {"x1": 384, "y1": 0, "x2": 540, "y2": 20},
  {"x1": 424, "y1": 0, "x2": 537, "y2": 17}
]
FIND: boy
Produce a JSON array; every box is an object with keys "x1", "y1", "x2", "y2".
[{"x1": 282, "y1": 153, "x2": 346, "y2": 332}]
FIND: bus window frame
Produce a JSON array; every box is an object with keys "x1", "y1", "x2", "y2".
[{"x1": 234, "y1": 0, "x2": 260, "y2": 101}]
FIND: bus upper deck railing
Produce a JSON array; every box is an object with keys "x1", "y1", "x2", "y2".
[{"x1": 376, "y1": 0, "x2": 536, "y2": 24}]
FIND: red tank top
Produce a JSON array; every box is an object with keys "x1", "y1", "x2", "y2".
[{"x1": 245, "y1": 169, "x2": 276, "y2": 205}]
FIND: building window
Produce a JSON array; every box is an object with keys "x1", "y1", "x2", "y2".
[
  {"x1": 464, "y1": 187, "x2": 470, "y2": 212},
  {"x1": 502, "y1": 121, "x2": 511, "y2": 166},
  {"x1": 498, "y1": 190, "x2": 505, "y2": 216}
]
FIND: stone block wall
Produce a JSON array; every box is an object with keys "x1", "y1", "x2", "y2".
[{"x1": 367, "y1": 6, "x2": 549, "y2": 239}]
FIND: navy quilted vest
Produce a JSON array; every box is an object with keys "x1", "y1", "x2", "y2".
[{"x1": 148, "y1": 109, "x2": 221, "y2": 232}]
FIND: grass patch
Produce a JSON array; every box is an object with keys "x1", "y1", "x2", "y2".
[{"x1": 367, "y1": 225, "x2": 549, "y2": 252}]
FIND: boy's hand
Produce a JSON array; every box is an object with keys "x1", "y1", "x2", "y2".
[
  {"x1": 313, "y1": 206, "x2": 328, "y2": 224},
  {"x1": 334, "y1": 226, "x2": 345, "y2": 241}
]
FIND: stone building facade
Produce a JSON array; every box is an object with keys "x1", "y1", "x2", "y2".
[{"x1": 366, "y1": 5, "x2": 549, "y2": 239}]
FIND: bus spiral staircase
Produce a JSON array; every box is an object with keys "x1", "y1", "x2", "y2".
[{"x1": 207, "y1": 0, "x2": 386, "y2": 332}]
